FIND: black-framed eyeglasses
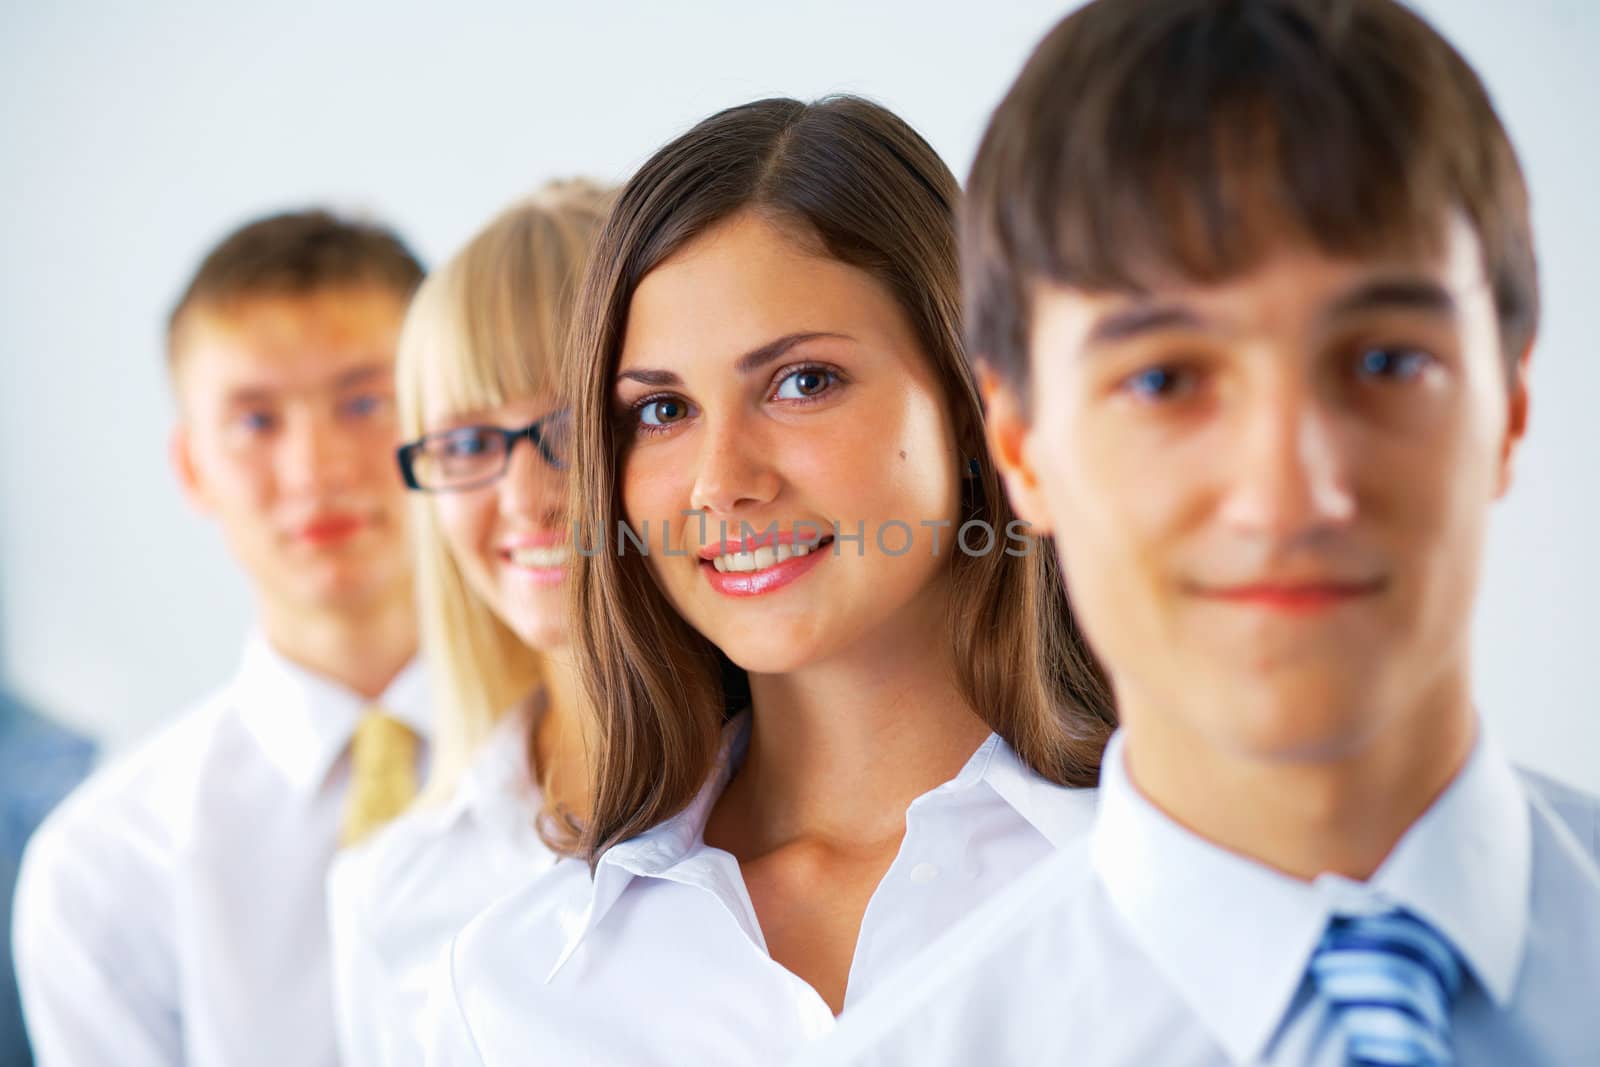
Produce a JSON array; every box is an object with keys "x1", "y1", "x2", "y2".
[{"x1": 397, "y1": 409, "x2": 573, "y2": 492}]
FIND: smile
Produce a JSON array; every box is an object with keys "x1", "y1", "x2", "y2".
[
  {"x1": 699, "y1": 534, "x2": 834, "y2": 598},
  {"x1": 507, "y1": 545, "x2": 569, "y2": 569},
  {"x1": 710, "y1": 541, "x2": 819, "y2": 573}
]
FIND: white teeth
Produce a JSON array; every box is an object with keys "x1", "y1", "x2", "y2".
[
  {"x1": 709, "y1": 540, "x2": 820, "y2": 573},
  {"x1": 509, "y1": 546, "x2": 568, "y2": 569}
]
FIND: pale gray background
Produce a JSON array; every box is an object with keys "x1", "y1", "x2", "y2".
[{"x1": 2, "y1": 0, "x2": 1596, "y2": 789}]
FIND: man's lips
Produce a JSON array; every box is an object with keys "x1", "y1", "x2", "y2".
[
  {"x1": 1191, "y1": 578, "x2": 1387, "y2": 612},
  {"x1": 293, "y1": 515, "x2": 368, "y2": 546}
]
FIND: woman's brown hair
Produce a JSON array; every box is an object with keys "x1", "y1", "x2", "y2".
[{"x1": 565, "y1": 96, "x2": 1115, "y2": 865}]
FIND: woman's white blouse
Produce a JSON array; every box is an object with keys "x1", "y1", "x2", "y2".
[
  {"x1": 421, "y1": 713, "x2": 1098, "y2": 1066},
  {"x1": 329, "y1": 708, "x2": 557, "y2": 1067}
]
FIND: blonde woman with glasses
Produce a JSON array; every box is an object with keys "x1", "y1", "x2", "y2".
[{"x1": 327, "y1": 180, "x2": 612, "y2": 1067}]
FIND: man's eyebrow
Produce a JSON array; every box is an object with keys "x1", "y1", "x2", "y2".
[
  {"x1": 617, "y1": 332, "x2": 852, "y2": 388},
  {"x1": 332, "y1": 363, "x2": 395, "y2": 389},
  {"x1": 1325, "y1": 278, "x2": 1457, "y2": 322},
  {"x1": 1085, "y1": 304, "x2": 1207, "y2": 348},
  {"x1": 222, "y1": 386, "x2": 277, "y2": 407}
]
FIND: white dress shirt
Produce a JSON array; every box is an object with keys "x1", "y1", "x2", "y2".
[
  {"x1": 795, "y1": 729, "x2": 1600, "y2": 1067},
  {"x1": 329, "y1": 702, "x2": 556, "y2": 1067},
  {"x1": 13, "y1": 634, "x2": 430, "y2": 1067},
  {"x1": 420, "y1": 711, "x2": 1098, "y2": 1066}
]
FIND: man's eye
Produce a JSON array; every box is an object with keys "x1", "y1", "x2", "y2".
[
  {"x1": 341, "y1": 393, "x2": 390, "y2": 418},
  {"x1": 773, "y1": 367, "x2": 836, "y2": 400},
  {"x1": 1356, "y1": 347, "x2": 1435, "y2": 382},
  {"x1": 238, "y1": 410, "x2": 276, "y2": 433},
  {"x1": 638, "y1": 397, "x2": 689, "y2": 427},
  {"x1": 1120, "y1": 366, "x2": 1193, "y2": 400}
]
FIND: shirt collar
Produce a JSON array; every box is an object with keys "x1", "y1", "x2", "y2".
[
  {"x1": 545, "y1": 711, "x2": 752, "y2": 981},
  {"x1": 449, "y1": 692, "x2": 540, "y2": 834},
  {"x1": 232, "y1": 632, "x2": 431, "y2": 796},
  {"x1": 1090, "y1": 727, "x2": 1533, "y2": 1066},
  {"x1": 1355, "y1": 730, "x2": 1531, "y2": 1006},
  {"x1": 545, "y1": 717, "x2": 1097, "y2": 982},
  {"x1": 959, "y1": 735, "x2": 1098, "y2": 848}
]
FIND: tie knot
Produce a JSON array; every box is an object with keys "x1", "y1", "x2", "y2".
[
  {"x1": 340, "y1": 708, "x2": 421, "y2": 847},
  {"x1": 351, "y1": 709, "x2": 419, "y2": 771},
  {"x1": 1310, "y1": 908, "x2": 1463, "y2": 1066}
]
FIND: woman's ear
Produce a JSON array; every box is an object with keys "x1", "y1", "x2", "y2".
[{"x1": 976, "y1": 362, "x2": 1052, "y2": 535}]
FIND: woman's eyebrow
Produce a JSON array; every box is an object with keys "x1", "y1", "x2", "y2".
[
  {"x1": 616, "y1": 367, "x2": 681, "y2": 387},
  {"x1": 617, "y1": 331, "x2": 853, "y2": 388},
  {"x1": 733, "y1": 331, "x2": 852, "y2": 375}
]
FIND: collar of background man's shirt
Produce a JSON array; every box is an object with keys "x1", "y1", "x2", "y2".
[{"x1": 232, "y1": 633, "x2": 431, "y2": 796}]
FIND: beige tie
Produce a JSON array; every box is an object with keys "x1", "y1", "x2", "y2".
[{"x1": 339, "y1": 708, "x2": 420, "y2": 847}]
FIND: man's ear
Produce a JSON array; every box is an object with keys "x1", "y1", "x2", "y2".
[
  {"x1": 977, "y1": 361, "x2": 1051, "y2": 535},
  {"x1": 170, "y1": 423, "x2": 213, "y2": 515},
  {"x1": 1496, "y1": 339, "x2": 1533, "y2": 499}
]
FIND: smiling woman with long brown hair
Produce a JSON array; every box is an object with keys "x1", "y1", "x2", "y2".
[{"x1": 421, "y1": 95, "x2": 1115, "y2": 1066}]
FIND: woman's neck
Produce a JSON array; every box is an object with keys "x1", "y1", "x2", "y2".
[{"x1": 709, "y1": 602, "x2": 992, "y2": 857}]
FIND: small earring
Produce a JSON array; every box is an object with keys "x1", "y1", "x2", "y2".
[{"x1": 964, "y1": 456, "x2": 987, "y2": 512}]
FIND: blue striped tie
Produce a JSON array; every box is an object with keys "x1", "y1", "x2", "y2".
[{"x1": 1308, "y1": 908, "x2": 1463, "y2": 1066}]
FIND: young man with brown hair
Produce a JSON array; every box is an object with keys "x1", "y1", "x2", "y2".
[
  {"x1": 799, "y1": 1, "x2": 1598, "y2": 1064},
  {"x1": 14, "y1": 211, "x2": 431, "y2": 1066}
]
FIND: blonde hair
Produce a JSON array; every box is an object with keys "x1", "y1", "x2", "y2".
[{"x1": 395, "y1": 178, "x2": 615, "y2": 804}]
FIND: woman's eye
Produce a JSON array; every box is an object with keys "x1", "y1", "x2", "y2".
[
  {"x1": 1355, "y1": 346, "x2": 1434, "y2": 383},
  {"x1": 442, "y1": 429, "x2": 493, "y2": 457},
  {"x1": 773, "y1": 367, "x2": 836, "y2": 401},
  {"x1": 638, "y1": 397, "x2": 689, "y2": 428},
  {"x1": 1119, "y1": 365, "x2": 1193, "y2": 401}
]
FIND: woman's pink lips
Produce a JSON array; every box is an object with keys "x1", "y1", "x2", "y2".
[
  {"x1": 511, "y1": 565, "x2": 565, "y2": 588},
  {"x1": 701, "y1": 540, "x2": 830, "y2": 598}
]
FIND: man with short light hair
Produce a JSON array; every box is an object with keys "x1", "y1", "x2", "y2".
[{"x1": 15, "y1": 210, "x2": 432, "y2": 1066}]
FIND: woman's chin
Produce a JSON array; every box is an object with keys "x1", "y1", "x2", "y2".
[{"x1": 506, "y1": 616, "x2": 571, "y2": 655}]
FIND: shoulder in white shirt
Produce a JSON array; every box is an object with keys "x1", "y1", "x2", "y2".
[
  {"x1": 794, "y1": 729, "x2": 1600, "y2": 1067},
  {"x1": 329, "y1": 699, "x2": 557, "y2": 1067},
  {"x1": 420, "y1": 711, "x2": 1098, "y2": 1067},
  {"x1": 13, "y1": 635, "x2": 429, "y2": 1067}
]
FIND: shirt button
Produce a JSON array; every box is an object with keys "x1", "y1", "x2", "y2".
[{"x1": 910, "y1": 862, "x2": 940, "y2": 884}]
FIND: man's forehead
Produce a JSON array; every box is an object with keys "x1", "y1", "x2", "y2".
[
  {"x1": 1029, "y1": 217, "x2": 1485, "y2": 338},
  {"x1": 173, "y1": 294, "x2": 401, "y2": 402},
  {"x1": 185, "y1": 287, "x2": 405, "y2": 346}
]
